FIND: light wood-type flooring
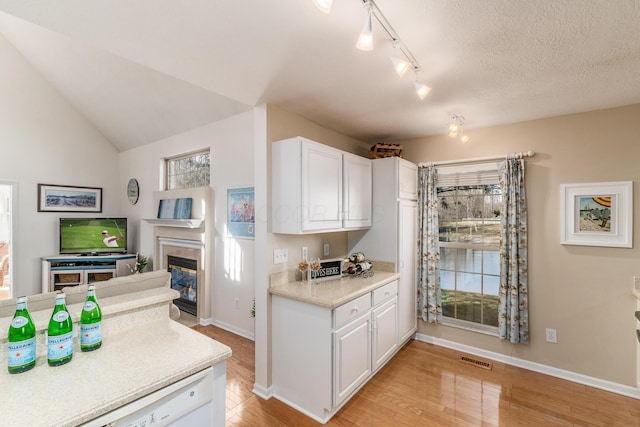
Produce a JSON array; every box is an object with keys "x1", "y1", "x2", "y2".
[{"x1": 192, "y1": 325, "x2": 640, "y2": 426}]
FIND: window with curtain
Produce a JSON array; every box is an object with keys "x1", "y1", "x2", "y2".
[
  {"x1": 437, "y1": 163, "x2": 501, "y2": 334},
  {"x1": 165, "y1": 150, "x2": 211, "y2": 190}
]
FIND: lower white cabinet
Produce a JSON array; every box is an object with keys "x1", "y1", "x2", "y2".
[{"x1": 272, "y1": 279, "x2": 398, "y2": 424}]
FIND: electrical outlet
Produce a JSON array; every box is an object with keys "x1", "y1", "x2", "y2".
[
  {"x1": 273, "y1": 248, "x2": 288, "y2": 264},
  {"x1": 302, "y1": 246, "x2": 308, "y2": 260},
  {"x1": 324, "y1": 243, "x2": 330, "y2": 256},
  {"x1": 545, "y1": 328, "x2": 557, "y2": 343}
]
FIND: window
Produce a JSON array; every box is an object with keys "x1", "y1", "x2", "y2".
[
  {"x1": 165, "y1": 150, "x2": 210, "y2": 190},
  {"x1": 436, "y1": 164, "x2": 501, "y2": 333}
]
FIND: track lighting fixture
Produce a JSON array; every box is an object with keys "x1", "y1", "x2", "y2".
[
  {"x1": 355, "y1": 1, "x2": 373, "y2": 51},
  {"x1": 413, "y1": 69, "x2": 431, "y2": 100},
  {"x1": 448, "y1": 113, "x2": 470, "y2": 143},
  {"x1": 312, "y1": 0, "x2": 333, "y2": 14},
  {"x1": 389, "y1": 42, "x2": 411, "y2": 78},
  {"x1": 313, "y1": 0, "x2": 431, "y2": 100}
]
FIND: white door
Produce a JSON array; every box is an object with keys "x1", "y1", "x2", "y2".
[
  {"x1": 0, "y1": 183, "x2": 13, "y2": 300},
  {"x1": 398, "y1": 199, "x2": 418, "y2": 343},
  {"x1": 301, "y1": 140, "x2": 343, "y2": 231},
  {"x1": 333, "y1": 313, "x2": 371, "y2": 407},
  {"x1": 372, "y1": 297, "x2": 398, "y2": 371},
  {"x1": 343, "y1": 154, "x2": 372, "y2": 229}
]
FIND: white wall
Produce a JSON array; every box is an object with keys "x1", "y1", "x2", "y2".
[
  {"x1": 119, "y1": 110, "x2": 255, "y2": 338},
  {"x1": 0, "y1": 33, "x2": 120, "y2": 297}
]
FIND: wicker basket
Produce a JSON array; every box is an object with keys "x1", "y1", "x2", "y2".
[
  {"x1": 369, "y1": 143, "x2": 403, "y2": 159},
  {"x1": 57, "y1": 273, "x2": 81, "y2": 283}
]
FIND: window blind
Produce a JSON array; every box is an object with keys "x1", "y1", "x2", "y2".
[{"x1": 436, "y1": 162, "x2": 500, "y2": 187}]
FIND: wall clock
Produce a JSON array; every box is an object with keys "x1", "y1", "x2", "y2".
[{"x1": 127, "y1": 178, "x2": 139, "y2": 205}]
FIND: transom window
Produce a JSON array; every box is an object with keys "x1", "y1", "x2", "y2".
[
  {"x1": 436, "y1": 164, "x2": 502, "y2": 333},
  {"x1": 165, "y1": 150, "x2": 210, "y2": 190}
]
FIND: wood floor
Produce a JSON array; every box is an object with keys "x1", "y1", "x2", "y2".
[{"x1": 192, "y1": 325, "x2": 640, "y2": 426}]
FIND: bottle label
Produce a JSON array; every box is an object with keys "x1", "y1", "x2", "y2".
[
  {"x1": 16, "y1": 301, "x2": 26, "y2": 310},
  {"x1": 80, "y1": 322, "x2": 102, "y2": 346},
  {"x1": 53, "y1": 311, "x2": 69, "y2": 322},
  {"x1": 11, "y1": 316, "x2": 29, "y2": 329},
  {"x1": 83, "y1": 301, "x2": 97, "y2": 311},
  {"x1": 8, "y1": 337, "x2": 36, "y2": 367},
  {"x1": 48, "y1": 332, "x2": 73, "y2": 360}
]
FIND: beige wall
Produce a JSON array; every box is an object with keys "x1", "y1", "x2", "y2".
[
  {"x1": 266, "y1": 105, "x2": 370, "y2": 276},
  {"x1": 399, "y1": 103, "x2": 640, "y2": 386}
]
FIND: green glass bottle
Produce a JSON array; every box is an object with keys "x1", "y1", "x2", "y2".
[
  {"x1": 7, "y1": 296, "x2": 37, "y2": 374},
  {"x1": 47, "y1": 291, "x2": 73, "y2": 366},
  {"x1": 80, "y1": 284, "x2": 102, "y2": 352}
]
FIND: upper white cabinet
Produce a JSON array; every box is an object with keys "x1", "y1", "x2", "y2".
[
  {"x1": 342, "y1": 153, "x2": 373, "y2": 229},
  {"x1": 272, "y1": 137, "x2": 372, "y2": 234}
]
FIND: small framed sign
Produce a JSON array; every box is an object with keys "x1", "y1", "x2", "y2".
[{"x1": 309, "y1": 258, "x2": 345, "y2": 282}]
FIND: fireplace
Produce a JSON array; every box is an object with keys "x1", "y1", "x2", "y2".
[{"x1": 167, "y1": 255, "x2": 198, "y2": 316}]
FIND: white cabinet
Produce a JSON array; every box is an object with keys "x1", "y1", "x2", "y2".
[
  {"x1": 348, "y1": 156, "x2": 419, "y2": 345},
  {"x1": 272, "y1": 137, "x2": 371, "y2": 234},
  {"x1": 343, "y1": 153, "x2": 373, "y2": 229},
  {"x1": 272, "y1": 279, "x2": 398, "y2": 424},
  {"x1": 333, "y1": 311, "x2": 371, "y2": 407}
]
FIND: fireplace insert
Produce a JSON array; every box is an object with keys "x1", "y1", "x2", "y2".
[{"x1": 167, "y1": 255, "x2": 197, "y2": 316}]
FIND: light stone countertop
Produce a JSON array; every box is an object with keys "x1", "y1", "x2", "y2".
[
  {"x1": 0, "y1": 318, "x2": 232, "y2": 427},
  {"x1": 269, "y1": 271, "x2": 400, "y2": 308}
]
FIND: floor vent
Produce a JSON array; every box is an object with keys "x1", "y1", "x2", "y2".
[{"x1": 459, "y1": 356, "x2": 493, "y2": 370}]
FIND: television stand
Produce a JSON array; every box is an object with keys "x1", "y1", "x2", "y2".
[{"x1": 42, "y1": 254, "x2": 137, "y2": 293}]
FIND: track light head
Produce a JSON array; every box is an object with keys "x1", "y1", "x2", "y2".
[
  {"x1": 389, "y1": 42, "x2": 411, "y2": 78},
  {"x1": 356, "y1": 1, "x2": 373, "y2": 51},
  {"x1": 448, "y1": 113, "x2": 470, "y2": 143},
  {"x1": 413, "y1": 82, "x2": 431, "y2": 99},
  {"x1": 312, "y1": 0, "x2": 333, "y2": 14}
]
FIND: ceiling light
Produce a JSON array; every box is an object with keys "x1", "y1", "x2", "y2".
[
  {"x1": 312, "y1": 0, "x2": 333, "y2": 14},
  {"x1": 448, "y1": 113, "x2": 470, "y2": 143},
  {"x1": 356, "y1": 1, "x2": 373, "y2": 51},
  {"x1": 314, "y1": 0, "x2": 431, "y2": 99},
  {"x1": 413, "y1": 69, "x2": 431, "y2": 99},
  {"x1": 389, "y1": 42, "x2": 411, "y2": 78}
]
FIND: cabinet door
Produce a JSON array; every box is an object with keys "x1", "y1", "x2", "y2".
[
  {"x1": 343, "y1": 154, "x2": 372, "y2": 229},
  {"x1": 398, "y1": 159, "x2": 418, "y2": 200},
  {"x1": 301, "y1": 140, "x2": 343, "y2": 231},
  {"x1": 333, "y1": 313, "x2": 371, "y2": 407},
  {"x1": 372, "y1": 297, "x2": 398, "y2": 371},
  {"x1": 398, "y1": 200, "x2": 418, "y2": 343}
]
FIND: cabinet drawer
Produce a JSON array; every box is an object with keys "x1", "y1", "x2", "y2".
[
  {"x1": 373, "y1": 280, "x2": 398, "y2": 306},
  {"x1": 334, "y1": 294, "x2": 371, "y2": 328}
]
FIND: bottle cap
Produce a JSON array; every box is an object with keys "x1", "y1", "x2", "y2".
[
  {"x1": 16, "y1": 296, "x2": 27, "y2": 303},
  {"x1": 56, "y1": 291, "x2": 66, "y2": 298}
]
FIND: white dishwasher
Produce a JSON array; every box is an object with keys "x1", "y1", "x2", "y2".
[{"x1": 84, "y1": 367, "x2": 215, "y2": 427}]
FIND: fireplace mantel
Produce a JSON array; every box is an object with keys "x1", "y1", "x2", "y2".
[{"x1": 144, "y1": 218, "x2": 204, "y2": 228}]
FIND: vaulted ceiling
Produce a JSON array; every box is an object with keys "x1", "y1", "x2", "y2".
[{"x1": 1, "y1": 0, "x2": 639, "y2": 151}]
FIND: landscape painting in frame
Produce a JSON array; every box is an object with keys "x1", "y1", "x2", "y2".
[
  {"x1": 38, "y1": 184, "x2": 102, "y2": 213},
  {"x1": 227, "y1": 187, "x2": 255, "y2": 239},
  {"x1": 560, "y1": 181, "x2": 632, "y2": 248}
]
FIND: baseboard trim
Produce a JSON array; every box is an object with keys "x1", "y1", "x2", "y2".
[
  {"x1": 415, "y1": 333, "x2": 640, "y2": 400},
  {"x1": 199, "y1": 317, "x2": 255, "y2": 341},
  {"x1": 252, "y1": 383, "x2": 273, "y2": 400}
]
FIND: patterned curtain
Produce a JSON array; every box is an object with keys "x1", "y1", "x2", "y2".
[
  {"x1": 417, "y1": 164, "x2": 442, "y2": 324},
  {"x1": 498, "y1": 157, "x2": 529, "y2": 343}
]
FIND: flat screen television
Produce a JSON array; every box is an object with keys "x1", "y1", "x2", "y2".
[{"x1": 59, "y1": 218, "x2": 128, "y2": 255}]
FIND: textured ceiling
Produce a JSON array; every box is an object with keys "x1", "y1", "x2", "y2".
[{"x1": 0, "y1": 0, "x2": 639, "y2": 151}]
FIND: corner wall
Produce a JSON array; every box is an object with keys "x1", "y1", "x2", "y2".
[
  {"x1": 399, "y1": 103, "x2": 640, "y2": 387},
  {"x1": 0, "y1": 33, "x2": 120, "y2": 296}
]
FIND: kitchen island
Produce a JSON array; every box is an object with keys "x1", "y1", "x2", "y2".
[
  {"x1": 0, "y1": 273, "x2": 231, "y2": 426},
  {"x1": 270, "y1": 271, "x2": 401, "y2": 424}
]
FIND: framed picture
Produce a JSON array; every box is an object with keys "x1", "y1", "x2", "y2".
[
  {"x1": 157, "y1": 198, "x2": 192, "y2": 219},
  {"x1": 227, "y1": 187, "x2": 255, "y2": 239},
  {"x1": 560, "y1": 181, "x2": 633, "y2": 248},
  {"x1": 37, "y1": 184, "x2": 102, "y2": 213}
]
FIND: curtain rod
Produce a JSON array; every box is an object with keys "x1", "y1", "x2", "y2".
[{"x1": 418, "y1": 150, "x2": 535, "y2": 167}]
